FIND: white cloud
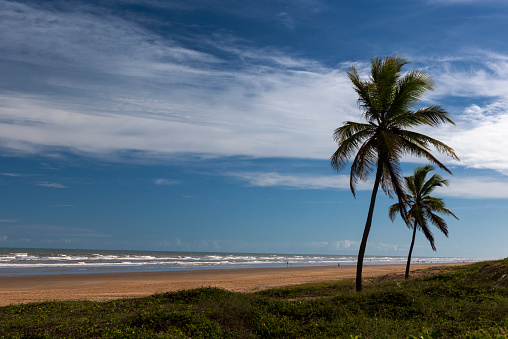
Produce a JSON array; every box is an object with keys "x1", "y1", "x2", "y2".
[
  {"x1": 0, "y1": 69, "x2": 353, "y2": 159},
  {"x1": 229, "y1": 171, "x2": 373, "y2": 191},
  {"x1": 446, "y1": 101, "x2": 508, "y2": 174},
  {"x1": 0, "y1": 219, "x2": 18, "y2": 223},
  {"x1": 0, "y1": 235, "x2": 7, "y2": 241},
  {"x1": 276, "y1": 12, "x2": 295, "y2": 30},
  {"x1": 425, "y1": 54, "x2": 508, "y2": 175},
  {"x1": 433, "y1": 58, "x2": 508, "y2": 99},
  {"x1": 36, "y1": 182, "x2": 67, "y2": 189},
  {"x1": 154, "y1": 178, "x2": 180, "y2": 186},
  {"x1": 0, "y1": 0, "x2": 355, "y2": 160},
  {"x1": 305, "y1": 239, "x2": 407, "y2": 254},
  {"x1": 332, "y1": 240, "x2": 361, "y2": 250},
  {"x1": 1, "y1": 1, "x2": 508, "y2": 181},
  {"x1": 0, "y1": 172, "x2": 22, "y2": 177},
  {"x1": 231, "y1": 171, "x2": 508, "y2": 199},
  {"x1": 437, "y1": 176, "x2": 508, "y2": 199},
  {"x1": 0, "y1": 1, "x2": 218, "y2": 75}
]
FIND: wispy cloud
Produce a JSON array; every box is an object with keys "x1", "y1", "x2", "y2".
[
  {"x1": 305, "y1": 239, "x2": 408, "y2": 253},
  {"x1": 447, "y1": 102, "x2": 508, "y2": 174},
  {"x1": 0, "y1": 0, "x2": 355, "y2": 160},
  {"x1": 437, "y1": 177, "x2": 508, "y2": 199},
  {"x1": 229, "y1": 171, "x2": 372, "y2": 191},
  {"x1": 0, "y1": 219, "x2": 18, "y2": 223},
  {"x1": 154, "y1": 178, "x2": 180, "y2": 186},
  {"x1": 0, "y1": 172, "x2": 22, "y2": 177},
  {"x1": 36, "y1": 181, "x2": 67, "y2": 189},
  {"x1": 428, "y1": 54, "x2": 508, "y2": 174},
  {"x1": 1, "y1": 0, "x2": 508, "y2": 180},
  {"x1": 426, "y1": 0, "x2": 507, "y2": 4},
  {"x1": 276, "y1": 12, "x2": 295, "y2": 30},
  {"x1": 231, "y1": 171, "x2": 508, "y2": 199},
  {"x1": 0, "y1": 223, "x2": 111, "y2": 238}
]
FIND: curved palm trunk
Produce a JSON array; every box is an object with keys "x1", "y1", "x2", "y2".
[
  {"x1": 356, "y1": 165, "x2": 383, "y2": 292},
  {"x1": 405, "y1": 220, "x2": 418, "y2": 279}
]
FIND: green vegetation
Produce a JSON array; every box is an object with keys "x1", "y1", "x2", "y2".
[
  {"x1": 330, "y1": 56, "x2": 459, "y2": 291},
  {"x1": 389, "y1": 165, "x2": 458, "y2": 279},
  {"x1": 2, "y1": 260, "x2": 508, "y2": 338}
]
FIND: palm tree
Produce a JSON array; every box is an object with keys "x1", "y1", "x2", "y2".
[
  {"x1": 331, "y1": 56, "x2": 459, "y2": 292},
  {"x1": 389, "y1": 165, "x2": 458, "y2": 279}
]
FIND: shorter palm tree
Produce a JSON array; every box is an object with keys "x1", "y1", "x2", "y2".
[{"x1": 389, "y1": 165, "x2": 458, "y2": 279}]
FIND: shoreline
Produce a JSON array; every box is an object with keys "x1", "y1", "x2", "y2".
[{"x1": 0, "y1": 262, "x2": 469, "y2": 306}]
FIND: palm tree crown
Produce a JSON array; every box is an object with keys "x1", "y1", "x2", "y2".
[
  {"x1": 330, "y1": 56, "x2": 459, "y2": 291},
  {"x1": 331, "y1": 56, "x2": 458, "y2": 201},
  {"x1": 389, "y1": 165, "x2": 458, "y2": 278}
]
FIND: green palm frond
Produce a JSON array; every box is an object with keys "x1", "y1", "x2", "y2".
[
  {"x1": 395, "y1": 131, "x2": 458, "y2": 174},
  {"x1": 331, "y1": 124, "x2": 375, "y2": 173},
  {"x1": 419, "y1": 218, "x2": 437, "y2": 251},
  {"x1": 349, "y1": 138, "x2": 378, "y2": 196},
  {"x1": 389, "y1": 71, "x2": 434, "y2": 115},
  {"x1": 425, "y1": 210, "x2": 449, "y2": 237},
  {"x1": 420, "y1": 174, "x2": 448, "y2": 196},
  {"x1": 348, "y1": 67, "x2": 377, "y2": 118},
  {"x1": 388, "y1": 202, "x2": 400, "y2": 221},
  {"x1": 333, "y1": 122, "x2": 373, "y2": 143},
  {"x1": 399, "y1": 130, "x2": 459, "y2": 160},
  {"x1": 389, "y1": 165, "x2": 457, "y2": 252}
]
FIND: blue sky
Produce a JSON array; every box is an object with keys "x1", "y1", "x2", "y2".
[{"x1": 1, "y1": 0, "x2": 508, "y2": 258}]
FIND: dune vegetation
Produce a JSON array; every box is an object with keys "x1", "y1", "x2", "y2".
[{"x1": 1, "y1": 259, "x2": 508, "y2": 338}]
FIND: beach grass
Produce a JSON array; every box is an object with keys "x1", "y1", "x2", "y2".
[{"x1": 1, "y1": 259, "x2": 508, "y2": 338}]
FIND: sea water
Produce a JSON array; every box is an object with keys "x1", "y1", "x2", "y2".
[{"x1": 0, "y1": 248, "x2": 483, "y2": 276}]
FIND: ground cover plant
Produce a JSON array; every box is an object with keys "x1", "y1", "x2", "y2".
[{"x1": 1, "y1": 259, "x2": 508, "y2": 338}]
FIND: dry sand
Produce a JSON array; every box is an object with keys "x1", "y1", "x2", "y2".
[{"x1": 0, "y1": 263, "x2": 467, "y2": 306}]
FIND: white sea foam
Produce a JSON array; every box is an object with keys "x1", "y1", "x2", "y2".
[{"x1": 0, "y1": 249, "x2": 486, "y2": 276}]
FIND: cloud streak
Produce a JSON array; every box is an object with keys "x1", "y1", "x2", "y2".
[
  {"x1": 231, "y1": 171, "x2": 508, "y2": 199},
  {"x1": 36, "y1": 182, "x2": 67, "y2": 189},
  {"x1": 230, "y1": 171, "x2": 371, "y2": 191},
  {"x1": 154, "y1": 178, "x2": 180, "y2": 186}
]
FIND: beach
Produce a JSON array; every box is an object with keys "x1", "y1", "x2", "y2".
[{"x1": 0, "y1": 263, "x2": 467, "y2": 306}]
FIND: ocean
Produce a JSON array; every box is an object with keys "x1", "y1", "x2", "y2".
[{"x1": 0, "y1": 248, "x2": 483, "y2": 276}]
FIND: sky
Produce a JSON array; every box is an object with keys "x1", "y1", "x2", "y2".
[{"x1": 1, "y1": 0, "x2": 508, "y2": 259}]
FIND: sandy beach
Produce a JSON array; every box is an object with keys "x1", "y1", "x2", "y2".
[{"x1": 0, "y1": 263, "x2": 467, "y2": 306}]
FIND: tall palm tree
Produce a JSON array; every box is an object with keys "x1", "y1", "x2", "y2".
[
  {"x1": 331, "y1": 56, "x2": 459, "y2": 292},
  {"x1": 389, "y1": 165, "x2": 458, "y2": 279}
]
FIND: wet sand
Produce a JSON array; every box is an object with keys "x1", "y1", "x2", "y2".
[{"x1": 0, "y1": 263, "x2": 467, "y2": 306}]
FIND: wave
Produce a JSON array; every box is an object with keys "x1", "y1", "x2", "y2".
[{"x1": 0, "y1": 248, "x2": 485, "y2": 276}]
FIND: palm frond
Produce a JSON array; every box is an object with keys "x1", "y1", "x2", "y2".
[
  {"x1": 388, "y1": 203, "x2": 400, "y2": 221},
  {"x1": 419, "y1": 218, "x2": 437, "y2": 251},
  {"x1": 381, "y1": 157, "x2": 409, "y2": 223},
  {"x1": 331, "y1": 123, "x2": 374, "y2": 172},
  {"x1": 333, "y1": 122, "x2": 373, "y2": 143},
  {"x1": 389, "y1": 70, "x2": 434, "y2": 115},
  {"x1": 424, "y1": 209, "x2": 449, "y2": 237},
  {"x1": 420, "y1": 173, "x2": 447, "y2": 196},
  {"x1": 395, "y1": 132, "x2": 457, "y2": 174},
  {"x1": 399, "y1": 130, "x2": 459, "y2": 162},
  {"x1": 348, "y1": 66, "x2": 377, "y2": 119},
  {"x1": 349, "y1": 138, "x2": 378, "y2": 196}
]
